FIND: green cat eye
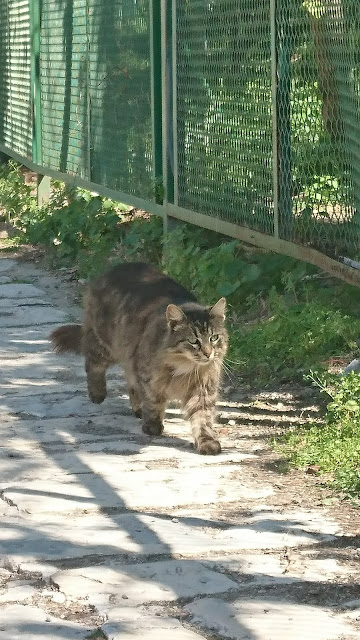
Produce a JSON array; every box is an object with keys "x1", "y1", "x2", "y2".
[
  {"x1": 188, "y1": 337, "x2": 200, "y2": 347},
  {"x1": 210, "y1": 334, "x2": 219, "y2": 343}
]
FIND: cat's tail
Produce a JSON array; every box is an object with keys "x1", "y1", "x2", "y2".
[{"x1": 50, "y1": 324, "x2": 83, "y2": 355}]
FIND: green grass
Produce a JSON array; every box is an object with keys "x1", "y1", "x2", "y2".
[
  {"x1": 228, "y1": 294, "x2": 360, "y2": 384},
  {"x1": 278, "y1": 371, "x2": 360, "y2": 497}
]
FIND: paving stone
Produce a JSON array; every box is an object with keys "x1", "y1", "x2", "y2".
[
  {"x1": 0, "y1": 260, "x2": 16, "y2": 273},
  {"x1": 0, "y1": 583, "x2": 36, "y2": 602},
  {"x1": 0, "y1": 603, "x2": 90, "y2": 639},
  {"x1": 0, "y1": 326, "x2": 62, "y2": 353},
  {"x1": 0, "y1": 359, "x2": 84, "y2": 385},
  {"x1": 0, "y1": 297, "x2": 52, "y2": 308},
  {"x1": 0, "y1": 306, "x2": 66, "y2": 328},
  {"x1": 203, "y1": 552, "x2": 345, "y2": 585},
  {"x1": 186, "y1": 597, "x2": 357, "y2": 640},
  {"x1": 0, "y1": 444, "x2": 253, "y2": 484},
  {"x1": 0, "y1": 277, "x2": 11, "y2": 284},
  {"x1": 0, "y1": 283, "x2": 44, "y2": 298},
  {"x1": 51, "y1": 559, "x2": 237, "y2": 609},
  {"x1": 2, "y1": 467, "x2": 273, "y2": 514},
  {"x1": 104, "y1": 625, "x2": 205, "y2": 640},
  {"x1": 0, "y1": 392, "x2": 135, "y2": 419},
  {"x1": 0, "y1": 507, "x2": 339, "y2": 565},
  {"x1": 101, "y1": 606, "x2": 205, "y2": 639}
]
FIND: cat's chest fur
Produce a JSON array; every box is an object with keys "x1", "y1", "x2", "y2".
[{"x1": 153, "y1": 355, "x2": 215, "y2": 402}]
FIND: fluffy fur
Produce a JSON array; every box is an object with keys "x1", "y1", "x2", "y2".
[{"x1": 50, "y1": 262, "x2": 228, "y2": 454}]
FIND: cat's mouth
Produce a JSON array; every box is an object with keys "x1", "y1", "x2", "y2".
[{"x1": 193, "y1": 354, "x2": 215, "y2": 365}]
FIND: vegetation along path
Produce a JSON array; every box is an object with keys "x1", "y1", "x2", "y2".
[{"x1": 0, "y1": 252, "x2": 359, "y2": 640}]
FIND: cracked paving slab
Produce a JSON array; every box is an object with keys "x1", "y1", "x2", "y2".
[
  {"x1": 0, "y1": 603, "x2": 93, "y2": 639},
  {"x1": 0, "y1": 256, "x2": 358, "y2": 640},
  {"x1": 185, "y1": 597, "x2": 359, "y2": 640}
]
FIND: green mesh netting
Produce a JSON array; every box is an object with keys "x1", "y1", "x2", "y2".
[
  {"x1": 176, "y1": 0, "x2": 274, "y2": 234},
  {"x1": 0, "y1": 0, "x2": 359, "y2": 257},
  {"x1": 277, "y1": 0, "x2": 360, "y2": 254},
  {"x1": 40, "y1": 0, "x2": 152, "y2": 196},
  {"x1": 89, "y1": 0, "x2": 153, "y2": 197},
  {"x1": 40, "y1": 0, "x2": 89, "y2": 177},
  {"x1": 175, "y1": 0, "x2": 360, "y2": 255},
  {"x1": 0, "y1": 0, "x2": 32, "y2": 158}
]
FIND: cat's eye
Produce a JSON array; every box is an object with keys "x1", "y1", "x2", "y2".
[
  {"x1": 188, "y1": 337, "x2": 200, "y2": 347},
  {"x1": 210, "y1": 334, "x2": 219, "y2": 343}
]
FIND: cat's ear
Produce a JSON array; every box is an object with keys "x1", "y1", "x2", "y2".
[
  {"x1": 209, "y1": 297, "x2": 226, "y2": 320},
  {"x1": 166, "y1": 304, "x2": 186, "y2": 329}
]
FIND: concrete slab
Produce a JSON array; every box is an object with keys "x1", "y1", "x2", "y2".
[
  {"x1": 0, "y1": 326, "x2": 62, "y2": 353},
  {"x1": 0, "y1": 443, "x2": 254, "y2": 483},
  {"x1": 2, "y1": 467, "x2": 273, "y2": 514},
  {"x1": 103, "y1": 626, "x2": 205, "y2": 640},
  {"x1": 0, "y1": 604, "x2": 91, "y2": 639},
  {"x1": 186, "y1": 597, "x2": 357, "y2": 640},
  {"x1": 202, "y1": 552, "x2": 346, "y2": 585},
  {"x1": 51, "y1": 559, "x2": 237, "y2": 608},
  {"x1": 0, "y1": 306, "x2": 66, "y2": 328},
  {"x1": 0, "y1": 297, "x2": 52, "y2": 308},
  {"x1": 0, "y1": 283, "x2": 45, "y2": 298},
  {"x1": 0, "y1": 583, "x2": 36, "y2": 602},
  {"x1": 0, "y1": 392, "x2": 134, "y2": 418},
  {"x1": 101, "y1": 606, "x2": 205, "y2": 639},
  {"x1": 0, "y1": 506, "x2": 339, "y2": 565},
  {"x1": 0, "y1": 260, "x2": 17, "y2": 273}
]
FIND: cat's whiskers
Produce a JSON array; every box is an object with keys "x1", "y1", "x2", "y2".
[
  {"x1": 221, "y1": 360, "x2": 235, "y2": 383},
  {"x1": 224, "y1": 357, "x2": 242, "y2": 366}
]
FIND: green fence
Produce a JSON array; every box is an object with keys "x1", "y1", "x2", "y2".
[{"x1": 0, "y1": 0, "x2": 360, "y2": 285}]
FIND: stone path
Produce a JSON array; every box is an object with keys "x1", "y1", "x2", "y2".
[{"x1": 0, "y1": 255, "x2": 359, "y2": 640}]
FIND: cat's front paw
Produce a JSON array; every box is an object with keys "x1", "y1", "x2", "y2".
[
  {"x1": 89, "y1": 390, "x2": 106, "y2": 404},
  {"x1": 196, "y1": 438, "x2": 221, "y2": 455},
  {"x1": 142, "y1": 420, "x2": 164, "y2": 436}
]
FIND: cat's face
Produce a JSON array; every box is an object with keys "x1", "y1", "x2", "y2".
[{"x1": 165, "y1": 298, "x2": 228, "y2": 366}]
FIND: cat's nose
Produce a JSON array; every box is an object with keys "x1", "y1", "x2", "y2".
[{"x1": 202, "y1": 345, "x2": 212, "y2": 358}]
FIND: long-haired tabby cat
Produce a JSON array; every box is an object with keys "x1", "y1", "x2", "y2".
[{"x1": 50, "y1": 262, "x2": 228, "y2": 454}]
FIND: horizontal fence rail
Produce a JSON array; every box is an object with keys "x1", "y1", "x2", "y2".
[{"x1": 0, "y1": 0, "x2": 359, "y2": 285}]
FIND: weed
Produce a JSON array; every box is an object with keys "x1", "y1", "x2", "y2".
[
  {"x1": 228, "y1": 295, "x2": 360, "y2": 383},
  {"x1": 278, "y1": 371, "x2": 360, "y2": 497},
  {"x1": 0, "y1": 161, "x2": 37, "y2": 222},
  {"x1": 117, "y1": 215, "x2": 163, "y2": 265},
  {"x1": 85, "y1": 630, "x2": 107, "y2": 640}
]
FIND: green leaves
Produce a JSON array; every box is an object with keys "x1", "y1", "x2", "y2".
[{"x1": 279, "y1": 370, "x2": 360, "y2": 498}]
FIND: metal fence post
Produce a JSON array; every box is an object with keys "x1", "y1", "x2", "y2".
[
  {"x1": 270, "y1": 0, "x2": 279, "y2": 239},
  {"x1": 150, "y1": 0, "x2": 163, "y2": 203},
  {"x1": 30, "y1": 0, "x2": 49, "y2": 205},
  {"x1": 30, "y1": 0, "x2": 42, "y2": 166},
  {"x1": 161, "y1": 0, "x2": 169, "y2": 233},
  {"x1": 271, "y1": 0, "x2": 293, "y2": 240}
]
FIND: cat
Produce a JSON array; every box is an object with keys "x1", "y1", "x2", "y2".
[{"x1": 50, "y1": 262, "x2": 228, "y2": 454}]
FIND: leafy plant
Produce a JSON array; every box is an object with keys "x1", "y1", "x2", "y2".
[
  {"x1": 228, "y1": 295, "x2": 360, "y2": 383},
  {"x1": 119, "y1": 216, "x2": 163, "y2": 265},
  {"x1": 278, "y1": 371, "x2": 360, "y2": 496},
  {"x1": 0, "y1": 160, "x2": 38, "y2": 222}
]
